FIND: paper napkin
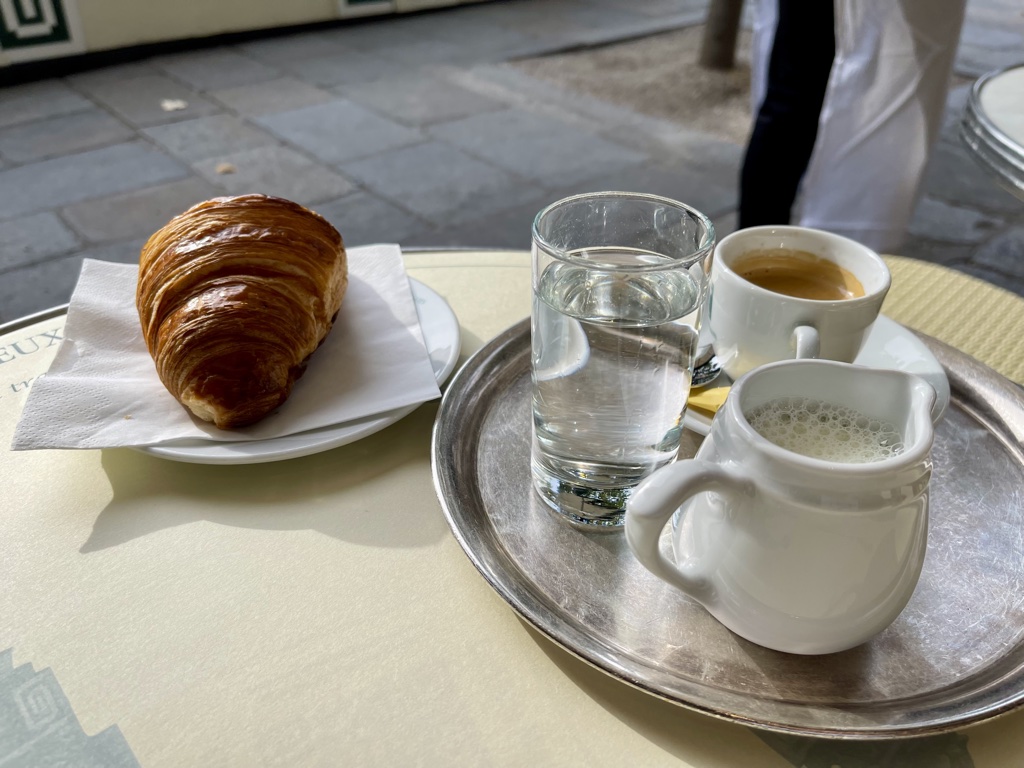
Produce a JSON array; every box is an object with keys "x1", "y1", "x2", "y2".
[{"x1": 12, "y1": 244, "x2": 443, "y2": 450}]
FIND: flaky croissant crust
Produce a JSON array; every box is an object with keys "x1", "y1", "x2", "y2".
[{"x1": 137, "y1": 194, "x2": 347, "y2": 429}]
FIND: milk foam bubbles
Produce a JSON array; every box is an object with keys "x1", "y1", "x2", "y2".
[{"x1": 745, "y1": 397, "x2": 904, "y2": 463}]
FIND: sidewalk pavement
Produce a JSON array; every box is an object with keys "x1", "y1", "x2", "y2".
[{"x1": 1, "y1": 0, "x2": 1022, "y2": 324}]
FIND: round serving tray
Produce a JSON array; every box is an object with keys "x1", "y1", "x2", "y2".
[{"x1": 431, "y1": 318, "x2": 1024, "y2": 738}]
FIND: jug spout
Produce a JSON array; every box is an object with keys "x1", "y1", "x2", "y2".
[
  {"x1": 906, "y1": 372, "x2": 940, "y2": 430},
  {"x1": 863, "y1": 365, "x2": 936, "y2": 444}
]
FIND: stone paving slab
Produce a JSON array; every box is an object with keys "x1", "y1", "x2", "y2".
[
  {"x1": 60, "y1": 177, "x2": 221, "y2": 243},
  {"x1": 567, "y1": 10, "x2": 712, "y2": 48},
  {"x1": 340, "y1": 7, "x2": 559, "y2": 65},
  {"x1": 601, "y1": 120, "x2": 746, "y2": 173},
  {"x1": 0, "y1": 239, "x2": 146, "y2": 324},
  {"x1": 71, "y1": 73, "x2": 223, "y2": 127},
  {"x1": 275, "y1": 49, "x2": 410, "y2": 88},
  {"x1": 406, "y1": 197, "x2": 539, "y2": 249},
  {"x1": 340, "y1": 139, "x2": 543, "y2": 224},
  {"x1": 191, "y1": 144, "x2": 354, "y2": 205},
  {"x1": 954, "y1": 19, "x2": 1024, "y2": 77},
  {"x1": 897, "y1": 238, "x2": 977, "y2": 268},
  {"x1": 448, "y1": 63, "x2": 745, "y2": 172},
  {"x1": 907, "y1": 197, "x2": 1005, "y2": 245},
  {"x1": 408, "y1": 156, "x2": 739, "y2": 249},
  {"x1": 0, "y1": 108, "x2": 134, "y2": 164},
  {"x1": 409, "y1": 191, "x2": 739, "y2": 251},
  {"x1": 232, "y1": 31, "x2": 350, "y2": 65},
  {"x1": 0, "y1": 212, "x2": 80, "y2": 271},
  {"x1": 331, "y1": 12, "x2": 471, "y2": 52},
  {"x1": 586, "y1": 0, "x2": 711, "y2": 16},
  {"x1": 369, "y1": 36, "x2": 509, "y2": 69},
  {"x1": 543, "y1": 159, "x2": 739, "y2": 219},
  {"x1": 254, "y1": 99, "x2": 422, "y2": 165},
  {"x1": 0, "y1": 142, "x2": 188, "y2": 221},
  {"x1": 149, "y1": 48, "x2": 282, "y2": 91},
  {"x1": 142, "y1": 114, "x2": 279, "y2": 163},
  {"x1": 0, "y1": 81, "x2": 92, "y2": 129},
  {"x1": 973, "y1": 227, "x2": 1024, "y2": 279},
  {"x1": 312, "y1": 192, "x2": 429, "y2": 247},
  {"x1": 64, "y1": 61, "x2": 159, "y2": 89},
  {"x1": 467, "y1": 0, "x2": 656, "y2": 44},
  {"x1": 0, "y1": 254, "x2": 87, "y2": 323},
  {"x1": 342, "y1": 71, "x2": 505, "y2": 126},
  {"x1": 937, "y1": 83, "x2": 972, "y2": 145},
  {"x1": 208, "y1": 77, "x2": 335, "y2": 116},
  {"x1": 956, "y1": 44, "x2": 1024, "y2": 79},
  {"x1": 366, "y1": 25, "x2": 540, "y2": 67},
  {"x1": 402, "y1": 12, "x2": 548, "y2": 52},
  {"x1": 923, "y1": 141, "x2": 1023, "y2": 215},
  {"x1": 428, "y1": 108, "x2": 648, "y2": 187},
  {"x1": 449, "y1": 61, "x2": 650, "y2": 129}
]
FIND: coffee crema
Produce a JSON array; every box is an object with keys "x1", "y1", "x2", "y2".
[
  {"x1": 732, "y1": 248, "x2": 865, "y2": 301},
  {"x1": 746, "y1": 397, "x2": 904, "y2": 463}
]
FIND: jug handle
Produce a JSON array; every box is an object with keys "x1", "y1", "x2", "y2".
[
  {"x1": 625, "y1": 461, "x2": 753, "y2": 603},
  {"x1": 792, "y1": 324, "x2": 820, "y2": 359}
]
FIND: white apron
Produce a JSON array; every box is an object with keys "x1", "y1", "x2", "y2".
[{"x1": 750, "y1": 0, "x2": 967, "y2": 252}]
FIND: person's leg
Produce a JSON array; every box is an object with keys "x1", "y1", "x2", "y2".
[{"x1": 739, "y1": 0, "x2": 835, "y2": 228}]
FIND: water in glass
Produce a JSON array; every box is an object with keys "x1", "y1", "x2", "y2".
[{"x1": 531, "y1": 247, "x2": 702, "y2": 527}]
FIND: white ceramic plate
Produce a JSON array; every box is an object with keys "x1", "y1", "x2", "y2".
[
  {"x1": 136, "y1": 279, "x2": 460, "y2": 464},
  {"x1": 685, "y1": 314, "x2": 951, "y2": 436}
]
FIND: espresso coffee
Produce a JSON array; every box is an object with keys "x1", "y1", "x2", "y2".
[
  {"x1": 746, "y1": 397, "x2": 904, "y2": 463},
  {"x1": 733, "y1": 249, "x2": 865, "y2": 300}
]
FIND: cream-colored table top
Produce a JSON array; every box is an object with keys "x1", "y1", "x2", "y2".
[
  {"x1": 2, "y1": 250, "x2": 1023, "y2": 767},
  {"x1": 979, "y1": 65, "x2": 1024, "y2": 148}
]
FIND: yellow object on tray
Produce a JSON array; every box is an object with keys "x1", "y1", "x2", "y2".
[{"x1": 687, "y1": 385, "x2": 730, "y2": 417}]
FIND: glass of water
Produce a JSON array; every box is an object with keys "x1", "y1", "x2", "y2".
[{"x1": 531, "y1": 192, "x2": 715, "y2": 529}]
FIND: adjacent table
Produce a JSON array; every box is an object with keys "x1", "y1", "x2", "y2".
[
  {"x1": 2, "y1": 249, "x2": 1024, "y2": 767},
  {"x1": 961, "y1": 62, "x2": 1024, "y2": 202}
]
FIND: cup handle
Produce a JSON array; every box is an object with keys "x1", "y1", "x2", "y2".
[
  {"x1": 792, "y1": 324, "x2": 820, "y2": 359},
  {"x1": 625, "y1": 461, "x2": 753, "y2": 603}
]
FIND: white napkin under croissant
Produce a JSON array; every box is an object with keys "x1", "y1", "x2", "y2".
[{"x1": 12, "y1": 244, "x2": 442, "y2": 450}]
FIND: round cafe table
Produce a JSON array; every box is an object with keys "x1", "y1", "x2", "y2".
[
  {"x1": 1, "y1": 249, "x2": 1023, "y2": 767},
  {"x1": 961, "y1": 62, "x2": 1024, "y2": 202}
]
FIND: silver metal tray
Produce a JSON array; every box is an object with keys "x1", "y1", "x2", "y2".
[{"x1": 432, "y1": 318, "x2": 1024, "y2": 739}]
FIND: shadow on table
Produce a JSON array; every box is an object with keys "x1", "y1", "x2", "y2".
[
  {"x1": 81, "y1": 402, "x2": 447, "y2": 553},
  {"x1": 755, "y1": 729, "x2": 972, "y2": 767},
  {"x1": 523, "y1": 623, "x2": 976, "y2": 767}
]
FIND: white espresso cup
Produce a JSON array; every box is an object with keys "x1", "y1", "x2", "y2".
[
  {"x1": 710, "y1": 226, "x2": 891, "y2": 380},
  {"x1": 625, "y1": 358, "x2": 936, "y2": 655}
]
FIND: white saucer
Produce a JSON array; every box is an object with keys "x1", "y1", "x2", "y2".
[
  {"x1": 684, "y1": 314, "x2": 951, "y2": 436},
  {"x1": 136, "y1": 279, "x2": 460, "y2": 464}
]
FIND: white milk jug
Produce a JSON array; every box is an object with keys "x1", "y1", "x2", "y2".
[{"x1": 625, "y1": 359, "x2": 936, "y2": 654}]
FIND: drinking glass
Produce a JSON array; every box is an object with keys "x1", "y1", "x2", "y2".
[{"x1": 531, "y1": 192, "x2": 715, "y2": 528}]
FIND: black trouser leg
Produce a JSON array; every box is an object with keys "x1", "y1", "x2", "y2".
[{"x1": 739, "y1": 0, "x2": 836, "y2": 228}]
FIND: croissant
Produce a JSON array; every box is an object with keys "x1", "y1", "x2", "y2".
[{"x1": 137, "y1": 194, "x2": 347, "y2": 429}]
